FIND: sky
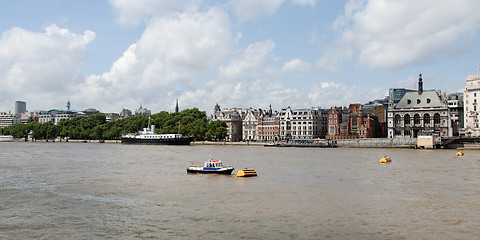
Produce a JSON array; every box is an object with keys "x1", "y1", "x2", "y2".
[{"x1": 1, "y1": 0, "x2": 480, "y2": 115}]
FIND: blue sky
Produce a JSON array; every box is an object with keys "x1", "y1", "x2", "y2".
[{"x1": 1, "y1": 0, "x2": 479, "y2": 114}]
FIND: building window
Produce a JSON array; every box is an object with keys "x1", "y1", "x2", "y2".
[
  {"x1": 424, "y1": 114, "x2": 430, "y2": 125},
  {"x1": 414, "y1": 114, "x2": 421, "y2": 125},
  {"x1": 434, "y1": 113, "x2": 441, "y2": 125},
  {"x1": 394, "y1": 114, "x2": 401, "y2": 126},
  {"x1": 427, "y1": 98, "x2": 431, "y2": 104},
  {"x1": 407, "y1": 99, "x2": 411, "y2": 104},
  {"x1": 404, "y1": 114, "x2": 410, "y2": 125},
  {"x1": 417, "y1": 99, "x2": 421, "y2": 104}
]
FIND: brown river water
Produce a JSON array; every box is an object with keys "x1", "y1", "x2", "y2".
[{"x1": 1, "y1": 142, "x2": 479, "y2": 239}]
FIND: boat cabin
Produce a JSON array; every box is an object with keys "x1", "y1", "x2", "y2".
[{"x1": 204, "y1": 160, "x2": 224, "y2": 168}]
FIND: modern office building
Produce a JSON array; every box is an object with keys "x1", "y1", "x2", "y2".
[{"x1": 15, "y1": 101, "x2": 26, "y2": 115}]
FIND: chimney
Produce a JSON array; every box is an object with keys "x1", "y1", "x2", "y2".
[{"x1": 418, "y1": 73, "x2": 423, "y2": 94}]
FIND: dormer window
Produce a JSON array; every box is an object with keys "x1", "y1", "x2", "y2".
[
  {"x1": 427, "y1": 98, "x2": 431, "y2": 104},
  {"x1": 417, "y1": 99, "x2": 421, "y2": 104},
  {"x1": 407, "y1": 99, "x2": 411, "y2": 104}
]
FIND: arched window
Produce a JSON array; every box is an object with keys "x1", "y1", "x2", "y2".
[
  {"x1": 424, "y1": 114, "x2": 431, "y2": 126},
  {"x1": 404, "y1": 114, "x2": 410, "y2": 125},
  {"x1": 434, "y1": 113, "x2": 441, "y2": 125},
  {"x1": 414, "y1": 114, "x2": 421, "y2": 125},
  {"x1": 394, "y1": 114, "x2": 401, "y2": 126}
]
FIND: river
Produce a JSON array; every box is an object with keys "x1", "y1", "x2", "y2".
[{"x1": 0, "y1": 142, "x2": 479, "y2": 239}]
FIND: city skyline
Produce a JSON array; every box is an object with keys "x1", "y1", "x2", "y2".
[{"x1": 1, "y1": 0, "x2": 479, "y2": 114}]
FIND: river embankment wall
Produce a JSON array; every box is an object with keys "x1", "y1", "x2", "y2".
[{"x1": 10, "y1": 138, "x2": 480, "y2": 149}]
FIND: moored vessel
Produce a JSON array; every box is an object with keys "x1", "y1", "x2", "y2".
[
  {"x1": 121, "y1": 125, "x2": 194, "y2": 145},
  {"x1": 0, "y1": 135, "x2": 13, "y2": 142},
  {"x1": 187, "y1": 159, "x2": 234, "y2": 175}
]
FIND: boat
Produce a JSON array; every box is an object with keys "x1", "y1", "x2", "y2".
[
  {"x1": 379, "y1": 156, "x2": 392, "y2": 163},
  {"x1": 0, "y1": 135, "x2": 13, "y2": 142},
  {"x1": 456, "y1": 151, "x2": 464, "y2": 156},
  {"x1": 187, "y1": 159, "x2": 235, "y2": 175},
  {"x1": 121, "y1": 124, "x2": 194, "y2": 145},
  {"x1": 264, "y1": 142, "x2": 280, "y2": 147},
  {"x1": 236, "y1": 168, "x2": 257, "y2": 177}
]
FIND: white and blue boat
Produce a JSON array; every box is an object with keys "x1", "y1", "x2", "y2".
[{"x1": 187, "y1": 159, "x2": 234, "y2": 175}]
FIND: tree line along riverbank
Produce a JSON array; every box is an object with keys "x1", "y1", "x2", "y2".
[{"x1": 1, "y1": 108, "x2": 227, "y2": 142}]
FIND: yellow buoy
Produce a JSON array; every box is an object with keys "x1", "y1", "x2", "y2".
[
  {"x1": 379, "y1": 156, "x2": 392, "y2": 164},
  {"x1": 456, "y1": 151, "x2": 464, "y2": 156},
  {"x1": 236, "y1": 169, "x2": 257, "y2": 177}
]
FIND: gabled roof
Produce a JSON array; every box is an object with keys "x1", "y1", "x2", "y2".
[{"x1": 394, "y1": 90, "x2": 444, "y2": 109}]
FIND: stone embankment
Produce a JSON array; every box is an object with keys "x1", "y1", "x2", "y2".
[{"x1": 11, "y1": 138, "x2": 480, "y2": 149}]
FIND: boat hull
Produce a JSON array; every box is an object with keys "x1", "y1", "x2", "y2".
[
  {"x1": 0, "y1": 135, "x2": 13, "y2": 142},
  {"x1": 121, "y1": 136, "x2": 194, "y2": 145},
  {"x1": 186, "y1": 168, "x2": 234, "y2": 175}
]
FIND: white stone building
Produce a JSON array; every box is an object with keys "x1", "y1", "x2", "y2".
[
  {"x1": 464, "y1": 74, "x2": 480, "y2": 136},
  {"x1": 211, "y1": 104, "x2": 243, "y2": 142},
  {"x1": 242, "y1": 108, "x2": 260, "y2": 141},
  {"x1": 388, "y1": 74, "x2": 450, "y2": 138},
  {"x1": 39, "y1": 109, "x2": 86, "y2": 124},
  {"x1": 279, "y1": 107, "x2": 328, "y2": 141}
]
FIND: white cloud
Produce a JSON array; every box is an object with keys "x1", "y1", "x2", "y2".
[
  {"x1": 228, "y1": 0, "x2": 285, "y2": 23},
  {"x1": 0, "y1": 24, "x2": 94, "y2": 110},
  {"x1": 79, "y1": 7, "x2": 234, "y2": 112},
  {"x1": 307, "y1": 81, "x2": 356, "y2": 107},
  {"x1": 282, "y1": 58, "x2": 311, "y2": 72},
  {"x1": 108, "y1": 0, "x2": 201, "y2": 26},
  {"x1": 291, "y1": 0, "x2": 316, "y2": 7},
  {"x1": 331, "y1": 0, "x2": 480, "y2": 70},
  {"x1": 219, "y1": 40, "x2": 277, "y2": 80}
]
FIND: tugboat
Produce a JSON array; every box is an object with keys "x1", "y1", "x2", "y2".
[
  {"x1": 121, "y1": 117, "x2": 194, "y2": 145},
  {"x1": 187, "y1": 159, "x2": 235, "y2": 175}
]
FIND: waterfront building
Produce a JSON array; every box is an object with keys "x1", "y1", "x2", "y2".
[
  {"x1": 242, "y1": 108, "x2": 260, "y2": 141},
  {"x1": 0, "y1": 112, "x2": 14, "y2": 128},
  {"x1": 83, "y1": 108, "x2": 100, "y2": 116},
  {"x1": 135, "y1": 105, "x2": 151, "y2": 116},
  {"x1": 211, "y1": 104, "x2": 243, "y2": 142},
  {"x1": 389, "y1": 88, "x2": 416, "y2": 104},
  {"x1": 326, "y1": 107, "x2": 347, "y2": 138},
  {"x1": 387, "y1": 74, "x2": 450, "y2": 138},
  {"x1": 447, "y1": 93, "x2": 464, "y2": 136},
  {"x1": 363, "y1": 99, "x2": 388, "y2": 137},
  {"x1": 463, "y1": 74, "x2": 480, "y2": 136},
  {"x1": 119, "y1": 108, "x2": 132, "y2": 119},
  {"x1": 104, "y1": 113, "x2": 120, "y2": 122},
  {"x1": 39, "y1": 109, "x2": 86, "y2": 124},
  {"x1": 326, "y1": 104, "x2": 382, "y2": 139},
  {"x1": 279, "y1": 107, "x2": 328, "y2": 141},
  {"x1": 15, "y1": 101, "x2": 26, "y2": 115},
  {"x1": 256, "y1": 106, "x2": 280, "y2": 142}
]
